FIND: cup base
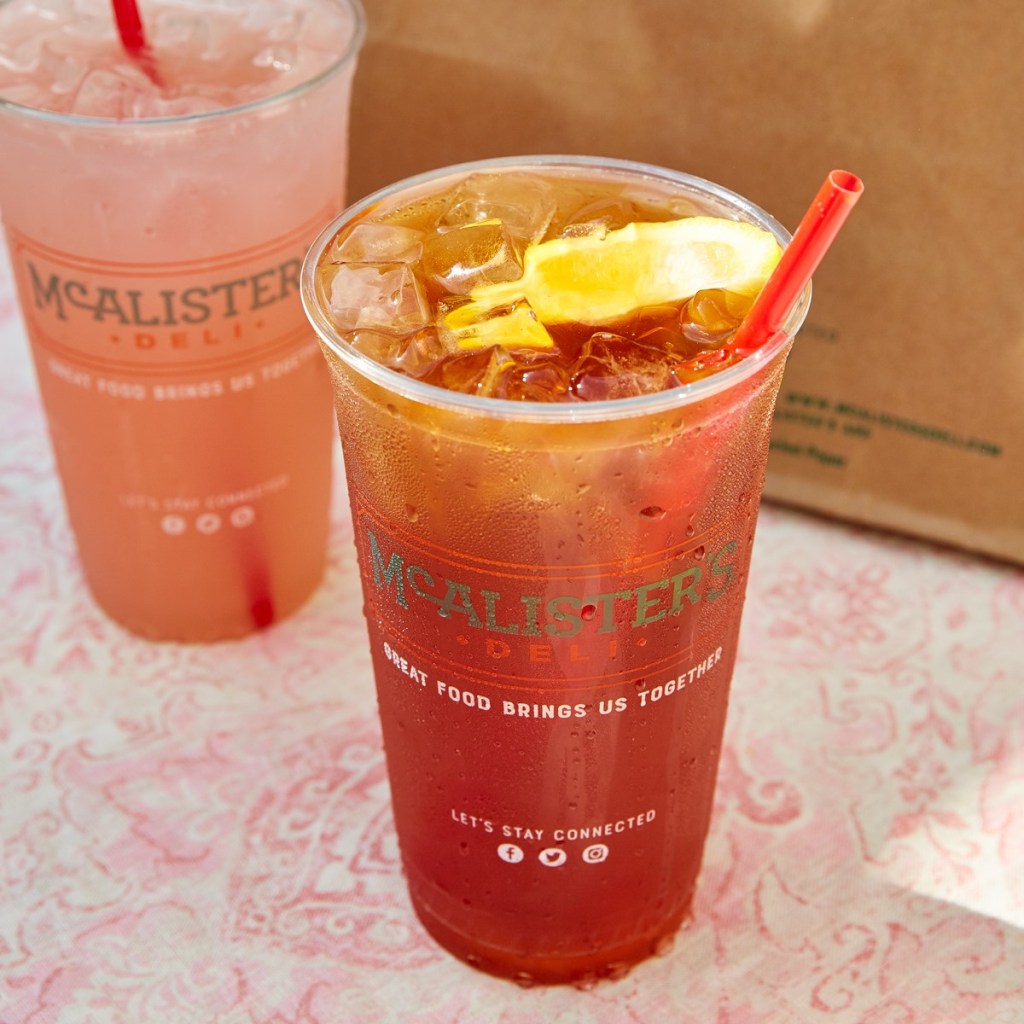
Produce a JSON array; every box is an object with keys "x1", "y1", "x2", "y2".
[{"x1": 409, "y1": 890, "x2": 692, "y2": 986}]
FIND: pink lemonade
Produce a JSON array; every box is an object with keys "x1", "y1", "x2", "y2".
[
  {"x1": 0, "y1": 0, "x2": 364, "y2": 640},
  {"x1": 302, "y1": 158, "x2": 809, "y2": 983}
]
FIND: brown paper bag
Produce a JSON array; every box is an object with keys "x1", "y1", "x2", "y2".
[{"x1": 347, "y1": 0, "x2": 1024, "y2": 564}]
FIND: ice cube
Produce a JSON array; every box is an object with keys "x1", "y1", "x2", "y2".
[
  {"x1": 634, "y1": 324, "x2": 692, "y2": 360},
  {"x1": 350, "y1": 326, "x2": 446, "y2": 378},
  {"x1": 497, "y1": 356, "x2": 571, "y2": 401},
  {"x1": 391, "y1": 327, "x2": 449, "y2": 377},
  {"x1": 672, "y1": 348, "x2": 738, "y2": 384},
  {"x1": 328, "y1": 223, "x2": 423, "y2": 265},
  {"x1": 253, "y1": 44, "x2": 296, "y2": 73},
  {"x1": 0, "y1": 29, "x2": 46, "y2": 75},
  {"x1": 348, "y1": 328, "x2": 396, "y2": 364},
  {"x1": 569, "y1": 332, "x2": 676, "y2": 401},
  {"x1": 475, "y1": 347, "x2": 520, "y2": 398},
  {"x1": 243, "y1": 0, "x2": 301, "y2": 38},
  {"x1": 664, "y1": 198, "x2": 710, "y2": 219},
  {"x1": 559, "y1": 196, "x2": 648, "y2": 238},
  {"x1": 32, "y1": 0, "x2": 73, "y2": 20},
  {"x1": 440, "y1": 173, "x2": 557, "y2": 245},
  {"x1": 321, "y1": 262, "x2": 430, "y2": 334},
  {"x1": 423, "y1": 347, "x2": 517, "y2": 398},
  {"x1": 679, "y1": 288, "x2": 749, "y2": 347},
  {"x1": 186, "y1": 4, "x2": 240, "y2": 62},
  {"x1": 37, "y1": 42, "x2": 85, "y2": 96},
  {"x1": 421, "y1": 220, "x2": 522, "y2": 295},
  {"x1": 152, "y1": 8, "x2": 211, "y2": 52},
  {"x1": 69, "y1": 68, "x2": 146, "y2": 118},
  {"x1": 69, "y1": 8, "x2": 114, "y2": 41}
]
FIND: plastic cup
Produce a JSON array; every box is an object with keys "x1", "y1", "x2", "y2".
[
  {"x1": 301, "y1": 156, "x2": 810, "y2": 983},
  {"x1": 0, "y1": 0, "x2": 365, "y2": 641}
]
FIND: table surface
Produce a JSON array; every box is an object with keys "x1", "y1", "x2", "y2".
[{"x1": 2, "y1": 244, "x2": 1023, "y2": 1024}]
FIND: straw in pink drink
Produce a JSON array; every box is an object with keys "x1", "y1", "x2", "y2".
[{"x1": 111, "y1": 0, "x2": 162, "y2": 86}]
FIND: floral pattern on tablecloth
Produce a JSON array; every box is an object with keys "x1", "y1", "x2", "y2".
[{"x1": 1, "y1": 244, "x2": 1022, "y2": 1024}]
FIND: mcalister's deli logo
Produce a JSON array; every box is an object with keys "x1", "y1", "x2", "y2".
[
  {"x1": 365, "y1": 527, "x2": 737, "y2": 638},
  {"x1": 354, "y1": 501, "x2": 748, "y2": 687},
  {"x1": 24, "y1": 256, "x2": 302, "y2": 327},
  {"x1": 8, "y1": 215, "x2": 330, "y2": 375}
]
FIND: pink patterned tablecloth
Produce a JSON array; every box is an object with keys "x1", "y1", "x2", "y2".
[{"x1": 1, "y1": 241, "x2": 1022, "y2": 1024}]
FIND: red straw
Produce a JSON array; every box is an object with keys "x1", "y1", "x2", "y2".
[
  {"x1": 111, "y1": 0, "x2": 162, "y2": 85},
  {"x1": 732, "y1": 169, "x2": 864, "y2": 349}
]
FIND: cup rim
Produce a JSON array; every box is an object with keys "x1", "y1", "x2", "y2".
[
  {"x1": 301, "y1": 154, "x2": 811, "y2": 424},
  {"x1": 0, "y1": 0, "x2": 366, "y2": 128}
]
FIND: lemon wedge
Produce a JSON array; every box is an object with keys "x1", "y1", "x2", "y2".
[
  {"x1": 441, "y1": 300, "x2": 554, "y2": 351},
  {"x1": 468, "y1": 217, "x2": 782, "y2": 326}
]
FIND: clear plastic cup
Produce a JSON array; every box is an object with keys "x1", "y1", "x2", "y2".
[
  {"x1": 0, "y1": 0, "x2": 365, "y2": 640},
  {"x1": 302, "y1": 156, "x2": 810, "y2": 983}
]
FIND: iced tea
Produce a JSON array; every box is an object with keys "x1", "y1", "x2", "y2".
[{"x1": 302, "y1": 158, "x2": 807, "y2": 983}]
